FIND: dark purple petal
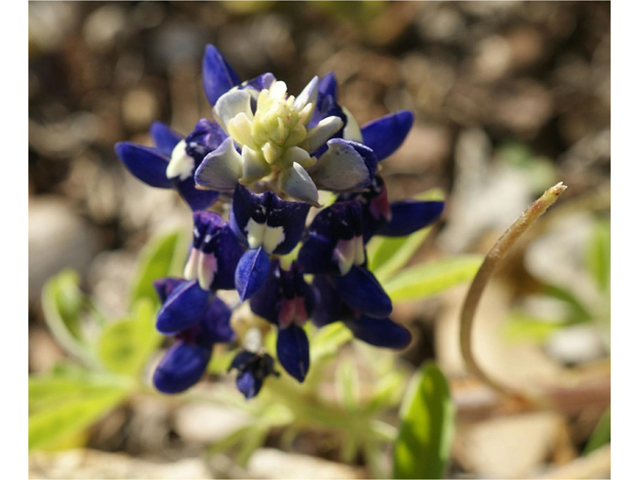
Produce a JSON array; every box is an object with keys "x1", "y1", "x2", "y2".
[
  {"x1": 231, "y1": 185, "x2": 310, "y2": 255},
  {"x1": 153, "y1": 277, "x2": 184, "y2": 304},
  {"x1": 344, "y1": 317, "x2": 412, "y2": 349},
  {"x1": 377, "y1": 200, "x2": 445, "y2": 237},
  {"x1": 333, "y1": 266, "x2": 392, "y2": 319},
  {"x1": 361, "y1": 110, "x2": 414, "y2": 161},
  {"x1": 184, "y1": 119, "x2": 228, "y2": 164},
  {"x1": 298, "y1": 201, "x2": 363, "y2": 275},
  {"x1": 196, "y1": 297, "x2": 234, "y2": 346},
  {"x1": 235, "y1": 247, "x2": 271, "y2": 301},
  {"x1": 249, "y1": 260, "x2": 280, "y2": 325},
  {"x1": 311, "y1": 275, "x2": 355, "y2": 327},
  {"x1": 277, "y1": 324, "x2": 310, "y2": 383},
  {"x1": 250, "y1": 261, "x2": 314, "y2": 327},
  {"x1": 192, "y1": 212, "x2": 245, "y2": 290},
  {"x1": 149, "y1": 121, "x2": 183, "y2": 157},
  {"x1": 156, "y1": 280, "x2": 210, "y2": 335},
  {"x1": 153, "y1": 342, "x2": 212, "y2": 394},
  {"x1": 174, "y1": 176, "x2": 220, "y2": 211},
  {"x1": 202, "y1": 44, "x2": 241, "y2": 106},
  {"x1": 114, "y1": 142, "x2": 172, "y2": 188}
]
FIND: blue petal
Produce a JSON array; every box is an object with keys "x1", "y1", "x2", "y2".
[
  {"x1": 249, "y1": 260, "x2": 280, "y2": 325},
  {"x1": 174, "y1": 176, "x2": 220, "y2": 211},
  {"x1": 344, "y1": 317, "x2": 412, "y2": 349},
  {"x1": 153, "y1": 342, "x2": 212, "y2": 394},
  {"x1": 298, "y1": 201, "x2": 363, "y2": 275},
  {"x1": 196, "y1": 296, "x2": 234, "y2": 346},
  {"x1": 236, "y1": 370, "x2": 262, "y2": 399},
  {"x1": 202, "y1": 44, "x2": 241, "y2": 106},
  {"x1": 311, "y1": 275, "x2": 355, "y2": 327},
  {"x1": 240, "y1": 73, "x2": 276, "y2": 92},
  {"x1": 377, "y1": 200, "x2": 445, "y2": 237},
  {"x1": 231, "y1": 186, "x2": 310, "y2": 255},
  {"x1": 361, "y1": 110, "x2": 414, "y2": 161},
  {"x1": 318, "y1": 72, "x2": 338, "y2": 99},
  {"x1": 149, "y1": 121, "x2": 183, "y2": 157},
  {"x1": 156, "y1": 280, "x2": 210, "y2": 335},
  {"x1": 184, "y1": 119, "x2": 228, "y2": 164},
  {"x1": 114, "y1": 142, "x2": 172, "y2": 188},
  {"x1": 153, "y1": 277, "x2": 184, "y2": 304},
  {"x1": 333, "y1": 266, "x2": 392, "y2": 319},
  {"x1": 277, "y1": 325, "x2": 310, "y2": 383},
  {"x1": 235, "y1": 247, "x2": 271, "y2": 301}
]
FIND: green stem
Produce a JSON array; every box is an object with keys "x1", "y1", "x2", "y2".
[{"x1": 459, "y1": 182, "x2": 567, "y2": 401}]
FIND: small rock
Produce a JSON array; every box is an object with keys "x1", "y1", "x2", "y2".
[
  {"x1": 29, "y1": 449, "x2": 211, "y2": 479},
  {"x1": 453, "y1": 412, "x2": 568, "y2": 479},
  {"x1": 175, "y1": 403, "x2": 252, "y2": 444},
  {"x1": 29, "y1": 197, "x2": 103, "y2": 304},
  {"x1": 246, "y1": 448, "x2": 365, "y2": 479}
]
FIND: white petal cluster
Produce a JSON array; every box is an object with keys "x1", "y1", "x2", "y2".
[{"x1": 198, "y1": 77, "x2": 344, "y2": 205}]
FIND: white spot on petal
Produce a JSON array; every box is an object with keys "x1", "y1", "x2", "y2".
[{"x1": 166, "y1": 140, "x2": 195, "y2": 181}]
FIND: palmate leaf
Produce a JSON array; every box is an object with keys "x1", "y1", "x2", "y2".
[
  {"x1": 382, "y1": 255, "x2": 483, "y2": 302},
  {"x1": 393, "y1": 362, "x2": 455, "y2": 479}
]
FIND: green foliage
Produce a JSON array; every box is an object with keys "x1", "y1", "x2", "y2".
[
  {"x1": 503, "y1": 311, "x2": 567, "y2": 343},
  {"x1": 98, "y1": 298, "x2": 161, "y2": 376},
  {"x1": 584, "y1": 408, "x2": 611, "y2": 455},
  {"x1": 587, "y1": 219, "x2": 611, "y2": 293},
  {"x1": 393, "y1": 363, "x2": 455, "y2": 479},
  {"x1": 129, "y1": 230, "x2": 186, "y2": 308},
  {"x1": 41, "y1": 270, "x2": 93, "y2": 362},
  {"x1": 383, "y1": 255, "x2": 483, "y2": 302},
  {"x1": 29, "y1": 369, "x2": 131, "y2": 450}
]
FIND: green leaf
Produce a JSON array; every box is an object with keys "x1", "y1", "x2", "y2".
[
  {"x1": 29, "y1": 387, "x2": 128, "y2": 450},
  {"x1": 502, "y1": 312, "x2": 566, "y2": 344},
  {"x1": 586, "y1": 220, "x2": 610, "y2": 293},
  {"x1": 383, "y1": 255, "x2": 483, "y2": 303},
  {"x1": 368, "y1": 189, "x2": 445, "y2": 284},
  {"x1": 129, "y1": 230, "x2": 187, "y2": 308},
  {"x1": 29, "y1": 369, "x2": 131, "y2": 450},
  {"x1": 336, "y1": 359, "x2": 360, "y2": 412},
  {"x1": 584, "y1": 408, "x2": 610, "y2": 455},
  {"x1": 393, "y1": 362, "x2": 455, "y2": 479},
  {"x1": 543, "y1": 284, "x2": 593, "y2": 323},
  {"x1": 310, "y1": 322, "x2": 353, "y2": 363},
  {"x1": 41, "y1": 270, "x2": 92, "y2": 361},
  {"x1": 98, "y1": 298, "x2": 161, "y2": 376}
]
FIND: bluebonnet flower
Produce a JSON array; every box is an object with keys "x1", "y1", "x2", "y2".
[
  {"x1": 249, "y1": 260, "x2": 315, "y2": 382},
  {"x1": 115, "y1": 43, "x2": 446, "y2": 399},
  {"x1": 114, "y1": 119, "x2": 223, "y2": 211},
  {"x1": 152, "y1": 277, "x2": 235, "y2": 394}
]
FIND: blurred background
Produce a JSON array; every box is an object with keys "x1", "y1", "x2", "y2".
[{"x1": 29, "y1": 2, "x2": 610, "y2": 478}]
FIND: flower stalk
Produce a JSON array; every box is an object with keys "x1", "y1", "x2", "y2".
[{"x1": 459, "y1": 182, "x2": 567, "y2": 402}]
